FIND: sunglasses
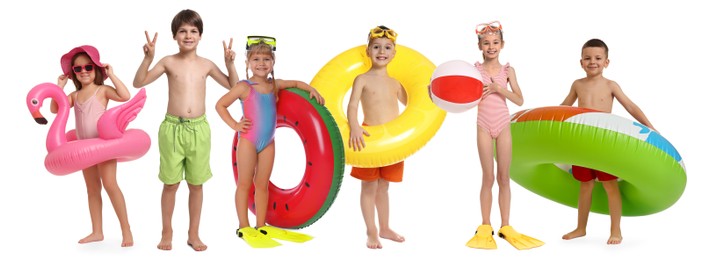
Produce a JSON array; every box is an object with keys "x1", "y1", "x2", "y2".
[
  {"x1": 72, "y1": 64, "x2": 95, "y2": 73},
  {"x1": 246, "y1": 36, "x2": 276, "y2": 51},
  {"x1": 369, "y1": 27, "x2": 397, "y2": 42},
  {"x1": 475, "y1": 21, "x2": 503, "y2": 35}
]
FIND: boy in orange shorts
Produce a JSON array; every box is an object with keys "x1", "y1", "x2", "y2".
[
  {"x1": 347, "y1": 25, "x2": 407, "y2": 249},
  {"x1": 350, "y1": 161, "x2": 404, "y2": 183}
]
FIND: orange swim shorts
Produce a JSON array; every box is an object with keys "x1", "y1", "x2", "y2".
[
  {"x1": 350, "y1": 161, "x2": 404, "y2": 182},
  {"x1": 572, "y1": 165, "x2": 618, "y2": 182}
]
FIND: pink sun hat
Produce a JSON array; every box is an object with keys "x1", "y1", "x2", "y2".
[{"x1": 60, "y1": 45, "x2": 107, "y2": 80}]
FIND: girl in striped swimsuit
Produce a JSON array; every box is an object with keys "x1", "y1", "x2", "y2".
[{"x1": 465, "y1": 21, "x2": 543, "y2": 250}]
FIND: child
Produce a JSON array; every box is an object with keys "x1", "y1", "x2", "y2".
[
  {"x1": 560, "y1": 38, "x2": 655, "y2": 245},
  {"x1": 132, "y1": 9, "x2": 238, "y2": 251},
  {"x1": 216, "y1": 36, "x2": 324, "y2": 248},
  {"x1": 50, "y1": 45, "x2": 133, "y2": 247},
  {"x1": 465, "y1": 21, "x2": 543, "y2": 250},
  {"x1": 347, "y1": 25, "x2": 407, "y2": 249}
]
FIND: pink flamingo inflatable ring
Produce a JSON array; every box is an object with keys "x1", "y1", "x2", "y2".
[{"x1": 26, "y1": 82, "x2": 151, "y2": 176}]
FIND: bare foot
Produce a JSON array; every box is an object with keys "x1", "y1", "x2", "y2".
[
  {"x1": 607, "y1": 230, "x2": 622, "y2": 245},
  {"x1": 121, "y1": 233, "x2": 133, "y2": 247},
  {"x1": 157, "y1": 231, "x2": 173, "y2": 250},
  {"x1": 379, "y1": 229, "x2": 405, "y2": 243},
  {"x1": 78, "y1": 232, "x2": 104, "y2": 244},
  {"x1": 562, "y1": 228, "x2": 586, "y2": 240},
  {"x1": 121, "y1": 230, "x2": 134, "y2": 247},
  {"x1": 187, "y1": 238, "x2": 207, "y2": 252},
  {"x1": 366, "y1": 235, "x2": 383, "y2": 249}
]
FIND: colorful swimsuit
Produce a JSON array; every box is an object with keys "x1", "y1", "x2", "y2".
[
  {"x1": 475, "y1": 62, "x2": 511, "y2": 138},
  {"x1": 237, "y1": 80, "x2": 276, "y2": 153},
  {"x1": 74, "y1": 87, "x2": 105, "y2": 140}
]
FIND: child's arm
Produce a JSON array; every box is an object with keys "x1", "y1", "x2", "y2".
[
  {"x1": 50, "y1": 74, "x2": 73, "y2": 114},
  {"x1": 102, "y1": 64, "x2": 131, "y2": 102},
  {"x1": 224, "y1": 39, "x2": 239, "y2": 88},
  {"x1": 216, "y1": 82, "x2": 251, "y2": 132},
  {"x1": 208, "y1": 39, "x2": 238, "y2": 90},
  {"x1": 560, "y1": 82, "x2": 578, "y2": 106},
  {"x1": 346, "y1": 76, "x2": 369, "y2": 151},
  {"x1": 610, "y1": 81, "x2": 656, "y2": 130},
  {"x1": 133, "y1": 31, "x2": 165, "y2": 88},
  {"x1": 488, "y1": 66, "x2": 524, "y2": 106},
  {"x1": 208, "y1": 62, "x2": 234, "y2": 90},
  {"x1": 397, "y1": 82, "x2": 408, "y2": 106},
  {"x1": 276, "y1": 79, "x2": 325, "y2": 105}
]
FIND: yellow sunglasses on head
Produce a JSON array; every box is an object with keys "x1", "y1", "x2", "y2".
[
  {"x1": 475, "y1": 21, "x2": 502, "y2": 35},
  {"x1": 368, "y1": 26, "x2": 397, "y2": 43},
  {"x1": 246, "y1": 36, "x2": 276, "y2": 51}
]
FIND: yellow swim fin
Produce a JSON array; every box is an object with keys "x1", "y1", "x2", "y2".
[
  {"x1": 237, "y1": 227, "x2": 282, "y2": 248},
  {"x1": 497, "y1": 226, "x2": 544, "y2": 250},
  {"x1": 466, "y1": 224, "x2": 497, "y2": 249},
  {"x1": 258, "y1": 226, "x2": 314, "y2": 243}
]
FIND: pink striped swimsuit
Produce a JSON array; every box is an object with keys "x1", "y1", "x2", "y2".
[
  {"x1": 74, "y1": 87, "x2": 106, "y2": 139},
  {"x1": 475, "y1": 62, "x2": 510, "y2": 138}
]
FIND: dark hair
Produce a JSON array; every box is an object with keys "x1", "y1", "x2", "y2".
[
  {"x1": 171, "y1": 9, "x2": 203, "y2": 37},
  {"x1": 582, "y1": 38, "x2": 608, "y2": 57},
  {"x1": 70, "y1": 53, "x2": 104, "y2": 91}
]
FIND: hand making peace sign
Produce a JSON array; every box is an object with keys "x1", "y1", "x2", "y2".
[
  {"x1": 223, "y1": 38, "x2": 235, "y2": 63},
  {"x1": 143, "y1": 31, "x2": 158, "y2": 59}
]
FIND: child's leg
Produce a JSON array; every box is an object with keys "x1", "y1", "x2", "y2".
[
  {"x1": 562, "y1": 180, "x2": 594, "y2": 240},
  {"x1": 601, "y1": 180, "x2": 622, "y2": 244},
  {"x1": 187, "y1": 183, "x2": 206, "y2": 251},
  {"x1": 360, "y1": 179, "x2": 381, "y2": 248},
  {"x1": 79, "y1": 165, "x2": 103, "y2": 244},
  {"x1": 494, "y1": 127, "x2": 513, "y2": 227},
  {"x1": 236, "y1": 138, "x2": 258, "y2": 229},
  {"x1": 254, "y1": 141, "x2": 276, "y2": 228},
  {"x1": 98, "y1": 159, "x2": 133, "y2": 247},
  {"x1": 376, "y1": 179, "x2": 405, "y2": 243},
  {"x1": 158, "y1": 182, "x2": 179, "y2": 250},
  {"x1": 476, "y1": 127, "x2": 496, "y2": 225}
]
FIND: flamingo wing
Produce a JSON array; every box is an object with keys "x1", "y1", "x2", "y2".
[{"x1": 97, "y1": 89, "x2": 147, "y2": 140}]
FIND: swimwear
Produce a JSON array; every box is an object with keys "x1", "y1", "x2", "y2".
[
  {"x1": 572, "y1": 165, "x2": 618, "y2": 182},
  {"x1": 475, "y1": 62, "x2": 511, "y2": 138},
  {"x1": 351, "y1": 161, "x2": 404, "y2": 182},
  {"x1": 158, "y1": 114, "x2": 212, "y2": 185},
  {"x1": 74, "y1": 87, "x2": 105, "y2": 140},
  {"x1": 237, "y1": 80, "x2": 276, "y2": 153}
]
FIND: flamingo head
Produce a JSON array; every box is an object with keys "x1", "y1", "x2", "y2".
[{"x1": 26, "y1": 82, "x2": 64, "y2": 125}]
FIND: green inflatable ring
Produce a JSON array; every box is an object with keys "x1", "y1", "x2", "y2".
[{"x1": 509, "y1": 106, "x2": 686, "y2": 216}]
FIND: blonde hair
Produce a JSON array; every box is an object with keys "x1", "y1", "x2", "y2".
[
  {"x1": 245, "y1": 41, "x2": 277, "y2": 90},
  {"x1": 477, "y1": 30, "x2": 504, "y2": 42}
]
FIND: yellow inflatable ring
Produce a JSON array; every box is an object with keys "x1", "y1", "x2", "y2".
[{"x1": 311, "y1": 45, "x2": 446, "y2": 167}]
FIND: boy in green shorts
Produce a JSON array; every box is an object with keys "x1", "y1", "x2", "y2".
[{"x1": 133, "y1": 9, "x2": 238, "y2": 251}]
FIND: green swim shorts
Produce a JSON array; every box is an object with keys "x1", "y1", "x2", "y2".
[{"x1": 158, "y1": 114, "x2": 212, "y2": 185}]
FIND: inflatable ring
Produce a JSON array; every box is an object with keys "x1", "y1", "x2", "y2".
[
  {"x1": 509, "y1": 106, "x2": 686, "y2": 216},
  {"x1": 310, "y1": 45, "x2": 445, "y2": 167},
  {"x1": 231, "y1": 88, "x2": 345, "y2": 229},
  {"x1": 27, "y1": 83, "x2": 151, "y2": 176}
]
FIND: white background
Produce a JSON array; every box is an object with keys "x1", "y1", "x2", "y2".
[{"x1": 2, "y1": 0, "x2": 721, "y2": 259}]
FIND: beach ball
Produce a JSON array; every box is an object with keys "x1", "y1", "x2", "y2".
[{"x1": 429, "y1": 60, "x2": 484, "y2": 113}]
